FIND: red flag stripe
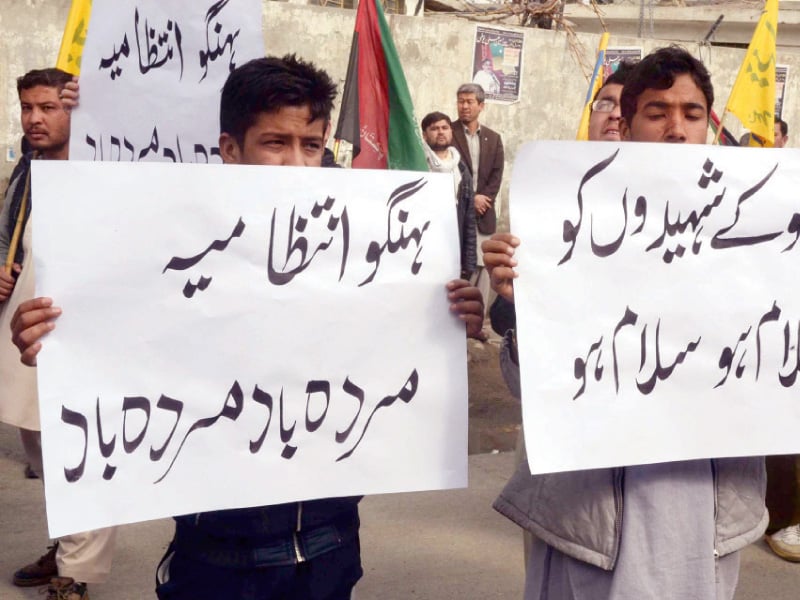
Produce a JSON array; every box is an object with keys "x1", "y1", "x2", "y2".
[{"x1": 354, "y1": 0, "x2": 390, "y2": 169}]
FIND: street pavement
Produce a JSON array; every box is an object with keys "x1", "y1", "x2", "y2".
[{"x1": 1, "y1": 421, "x2": 798, "y2": 599}]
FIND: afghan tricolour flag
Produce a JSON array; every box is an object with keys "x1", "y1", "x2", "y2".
[{"x1": 334, "y1": 0, "x2": 428, "y2": 171}]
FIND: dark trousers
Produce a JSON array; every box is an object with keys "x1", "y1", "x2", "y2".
[
  {"x1": 766, "y1": 454, "x2": 800, "y2": 533},
  {"x1": 155, "y1": 536, "x2": 362, "y2": 600}
]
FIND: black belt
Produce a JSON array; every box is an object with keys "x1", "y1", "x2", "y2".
[{"x1": 173, "y1": 512, "x2": 359, "y2": 568}]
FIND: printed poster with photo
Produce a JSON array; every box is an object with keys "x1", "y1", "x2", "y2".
[
  {"x1": 472, "y1": 26, "x2": 524, "y2": 104},
  {"x1": 776, "y1": 64, "x2": 789, "y2": 120},
  {"x1": 604, "y1": 47, "x2": 642, "y2": 79}
]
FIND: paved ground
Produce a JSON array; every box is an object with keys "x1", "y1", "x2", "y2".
[{"x1": 1, "y1": 421, "x2": 799, "y2": 599}]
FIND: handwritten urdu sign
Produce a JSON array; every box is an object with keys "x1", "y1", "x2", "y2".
[
  {"x1": 512, "y1": 141, "x2": 800, "y2": 475},
  {"x1": 70, "y1": 0, "x2": 263, "y2": 163},
  {"x1": 32, "y1": 162, "x2": 467, "y2": 537}
]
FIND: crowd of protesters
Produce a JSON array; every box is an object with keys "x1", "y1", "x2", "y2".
[{"x1": 0, "y1": 40, "x2": 796, "y2": 600}]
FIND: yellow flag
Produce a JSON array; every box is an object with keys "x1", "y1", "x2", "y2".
[
  {"x1": 576, "y1": 32, "x2": 610, "y2": 141},
  {"x1": 56, "y1": 0, "x2": 93, "y2": 75},
  {"x1": 725, "y1": 0, "x2": 779, "y2": 145}
]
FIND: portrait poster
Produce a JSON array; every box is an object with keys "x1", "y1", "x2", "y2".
[
  {"x1": 776, "y1": 64, "x2": 789, "y2": 120},
  {"x1": 603, "y1": 47, "x2": 642, "y2": 79},
  {"x1": 472, "y1": 26, "x2": 524, "y2": 104}
]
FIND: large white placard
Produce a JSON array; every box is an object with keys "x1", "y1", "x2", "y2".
[
  {"x1": 70, "y1": 0, "x2": 264, "y2": 163},
  {"x1": 32, "y1": 162, "x2": 468, "y2": 537},
  {"x1": 512, "y1": 141, "x2": 800, "y2": 475}
]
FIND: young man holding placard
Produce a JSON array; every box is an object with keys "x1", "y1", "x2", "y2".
[
  {"x1": 484, "y1": 46, "x2": 767, "y2": 600},
  {"x1": 10, "y1": 54, "x2": 484, "y2": 600}
]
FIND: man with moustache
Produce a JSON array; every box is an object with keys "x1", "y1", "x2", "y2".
[
  {"x1": 0, "y1": 68, "x2": 117, "y2": 600},
  {"x1": 421, "y1": 111, "x2": 476, "y2": 280}
]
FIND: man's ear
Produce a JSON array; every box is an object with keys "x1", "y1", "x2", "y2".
[
  {"x1": 219, "y1": 132, "x2": 241, "y2": 164},
  {"x1": 619, "y1": 118, "x2": 632, "y2": 141}
]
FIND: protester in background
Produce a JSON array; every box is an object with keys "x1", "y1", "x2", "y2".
[
  {"x1": 0, "y1": 67, "x2": 117, "y2": 600},
  {"x1": 451, "y1": 83, "x2": 504, "y2": 338},
  {"x1": 10, "y1": 54, "x2": 485, "y2": 600},
  {"x1": 421, "y1": 111, "x2": 477, "y2": 280},
  {"x1": 774, "y1": 117, "x2": 789, "y2": 147},
  {"x1": 587, "y1": 62, "x2": 636, "y2": 142},
  {"x1": 485, "y1": 47, "x2": 766, "y2": 599}
]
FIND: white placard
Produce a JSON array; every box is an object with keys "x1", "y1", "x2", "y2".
[
  {"x1": 32, "y1": 162, "x2": 468, "y2": 537},
  {"x1": 69, "y1": 0, "x2": 264, "y2": 163},
  {"x1": 512, "y1": 141, "x2": 800, "y2": 474}
]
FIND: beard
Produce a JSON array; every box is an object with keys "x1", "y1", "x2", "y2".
[{"x1": 428, "y1": 140, "x2": 450, "y2": 152}]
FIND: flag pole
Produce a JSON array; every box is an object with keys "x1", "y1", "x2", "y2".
[
  {"x1": 4, "y1": 170, "x2": 32, "y2": 273},
  {"x1": 576, "y1": 32, "x2": 610, "y2": 141},
  {"x1": 712, "y1": 108, "x2": 728, "y2": 146}
]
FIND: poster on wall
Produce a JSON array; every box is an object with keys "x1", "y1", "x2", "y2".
[
  {"x1": 471, "y1": 26, "x2": 524, "y2": 103},
  {"x1": 603, "y1": 47, "x2": 642, "y2": 79},
  {"x1": 776, "y1": 64, "x2": 789, "y2": 120}
]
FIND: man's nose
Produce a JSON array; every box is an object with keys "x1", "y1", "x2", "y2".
[
  {"x1": 283, "y1": 143, "x2": 306, "y2": 167},
  {"x1": 609, "y1": 105, "x2": 622, "y2": 121},
  {"x1": 664, "y1": 113, "x2": 687, "y2": 143}
]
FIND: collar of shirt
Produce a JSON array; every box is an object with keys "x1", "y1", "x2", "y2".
[{"x1": 463, "y1": 123, "x2": 481, "y2": 137}]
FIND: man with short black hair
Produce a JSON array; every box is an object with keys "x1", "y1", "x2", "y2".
[
  {"x1": 11, "y1": 54, "x2": 485, "y2": 600},
  {"x1": 159, "y1": 56, "x2": 365, "y2": 598},
  {"x1": 1, "y1": 68, "x2": 74, "y2": 292},
  {"x1": 487, "y1": 46, "x2": 766, "y2": 599},
  {"x1": 0, "y1": 67, "x2": 117, "y2": 600},
  {"x1": 619, "y1": 46, "x2": 713, "y2": 144},
  {"x1": 421, "y1": 111, "x2": 476, "y2": 279}
]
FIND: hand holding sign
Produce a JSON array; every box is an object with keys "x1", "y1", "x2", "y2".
[
  {"x1": 10, "y1": 296, "x2": 61, "y2": 366},
  {"x1": 482, "y1": 232, "x2": 519, "y2": 302}
]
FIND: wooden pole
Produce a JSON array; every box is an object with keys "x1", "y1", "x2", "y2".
[
  {"x1": 712, "y1": 109, "x2": 728, "y2": 146},
  {"x1": 4, "y1": 168, "x2": 31, "y2": 272}
]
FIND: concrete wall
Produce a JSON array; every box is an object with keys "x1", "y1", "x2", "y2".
[
  {"x1": 2, "y1": 1, "x2": 800, "y2": 224},
  {"x1": 260, "y1": 2, "x2": 800, "y2": 225},
  {"x1": 0, "y1": 0, "x2": 66, "y2": 171}
]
